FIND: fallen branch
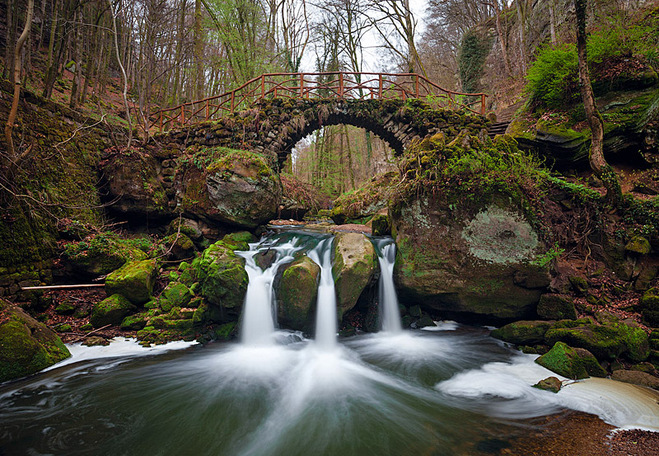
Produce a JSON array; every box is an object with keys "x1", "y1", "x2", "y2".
[
  {"x1": 70, "y1": 324, "x2": 112, "y2": 343},
  {"x1": 20, "y1": 284, "x2": 105, "y2": 291}
]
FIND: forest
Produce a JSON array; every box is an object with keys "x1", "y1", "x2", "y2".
[{"x1": 2, "y1": 1, "x2": 659, "y2": 455}]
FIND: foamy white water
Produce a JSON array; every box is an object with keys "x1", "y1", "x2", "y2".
[
  {"x1": 375, "y1": 239, "x2": 403, "y2": 333},
  {"x1": 308, "y1": 238, "x2": 338, "y2": 351}
]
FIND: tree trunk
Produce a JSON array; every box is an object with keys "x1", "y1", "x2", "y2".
[
  {"x1": 5, "y1": 0, "x2": 34, "y2": 159},
  {"x1": 574, "y1": 0, "x2": 621, "y2": 204},
  {"x1": 5, "y1": 0, "x2": 15, "y2": 81},
  {"x1": 194, "y1": 0, "x2": 203, "y2": 100}
]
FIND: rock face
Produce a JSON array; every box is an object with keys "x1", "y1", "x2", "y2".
[
  {"x1": 392, "y1": 197, "x2": 550, "y2": 322},
  {"x1": 332, "y1": 233, "x2": 377, "y2": 318},
  {"x1": 204, "y1": 150, "x2": 282, "y2": 228},
  {"x1": 277, "y1": 256, "x2": 320, "y2": 331},
  {"x1": 536, "y1": 341, "x2": 607, "y2": 379},
  {"x1": 0, "y1": 299, "x2": 71, "y2": 382},
  {"x1": 105, "y1": 259, "x2": 158, "y2": 305}
]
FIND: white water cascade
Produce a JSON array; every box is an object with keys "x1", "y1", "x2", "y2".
[
  {"x1": 308, "y1": 238, "x2": 338, "y2": 351},
  {"x1": 376, "y1": 239, "x2": 403, "y2": 333},
  {"x1": 237, "y1": 238, "x2": 301, "y2": 346}
]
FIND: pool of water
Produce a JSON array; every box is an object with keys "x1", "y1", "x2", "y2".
[{"x1": 1, "y1": 325, "x2": 657, "y2": 456}]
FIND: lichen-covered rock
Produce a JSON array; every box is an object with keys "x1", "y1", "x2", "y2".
[
  {"x1": 91, "y1": 294, "x2": 136, "y2": 327},
  {"x1": 544, "y1": 321, "x2": 649, "y2": 362},
  {"x1": 204, "y1": 150, "x2": 282, "y2": 228},
  {"x1": 277, "y1": 256, "x2": 320, "y2": 331},
  {"x1": 158, "y1": 282, "x2": 193, "y2": 312},
  {"x1": 0, "y1": 299, "x2": 71, "y2": 382},
  {"x1": 533, "y1": 376, "x2": 562, "y2": 393},
  {"x1": 537, "y1": 294, "x2": 577, "y2": 320},
  {"x1": 536, "y1": 341, "x2": 607, "y2": 379},
  {"x1": 491, "y1": 320, "x2": 553, "y2": 345},
  {"x1": 193, "y1": 237, "x2": 248, "y2": 319},
  {"x1": 105, "y1": 259, "x2": 158, "y2": 305},
  {"x1": 392, "y1": 197, "x2": 550, "y2": 322},
  {"x1": 332, "y1": 233, "x2": 377, "y2": 318}
]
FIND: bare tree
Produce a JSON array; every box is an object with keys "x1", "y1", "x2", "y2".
[
  {"x1": 4, "y1": 0, "x2": 35, "y2": 159},
  {"x1": 574, "y1": 0, "x2": 621, "y2": 204}
]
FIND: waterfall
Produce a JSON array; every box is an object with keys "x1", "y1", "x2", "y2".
[
  {"x1": 237, "y1": 238, "x2": 301, "y2": 346},
  {"x1": 376, "y1": 239, "x2": 403, "y2": 333},
  {"x1": 308, "y1": 237, "x2": 338, "y2": 350}
]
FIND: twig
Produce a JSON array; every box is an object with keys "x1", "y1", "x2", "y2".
[{"x1": 70, "y1": 324, "x2": 112, "y2": 343}]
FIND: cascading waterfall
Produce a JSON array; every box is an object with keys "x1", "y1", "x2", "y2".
[
  {"x1": 308, "y1": 237, "x2": 338, "y2": 350},
  {"x1": 376, "y1": 239, "x2": 403, "y2": 333},
  {"x1": 237, "y1": 238, "x2": 301, "y2": 346}
]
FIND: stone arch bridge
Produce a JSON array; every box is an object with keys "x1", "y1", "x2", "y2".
[{"x1": 151, "y1": 72, "x2": 489, "y2": 167}]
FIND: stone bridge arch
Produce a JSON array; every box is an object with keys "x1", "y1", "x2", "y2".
[{"x1": 248, "y1": 99, "x2": 484, "y2": 167}]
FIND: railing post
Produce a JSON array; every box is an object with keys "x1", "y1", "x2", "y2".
[
  {"x1": 159, "y1": 112, "x2": 162, "y2": 132},
  {"x1": 378, "y1": 74, "x2": 383, "y2": 98},
  {"x1": 206, "y1": 100, "x2": 209, "y2": 120},
  {"x1": 415, "y1": 74, "x2": 419, "y2": 98},
  {"x1": 231, "y1": 91, "x2": 235, "y2": 112},
  {"x1": 180, "y1": 106, "x2": 185, "y2": 127},
  {"x1": 261, "y1": 75, "x2": 265, "y2": 99},
  {"x1": 339, "y1": 73, "x2": 344, "y2": 98},
  {"x1": 300, "y1": 73, "x2": 304, "y2": 99},
  {"x1": 481, "y1": 94, "x2": 486, "y2": 115}
]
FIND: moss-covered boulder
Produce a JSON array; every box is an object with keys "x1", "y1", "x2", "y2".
[
  {"x1": 537, "y1": 294, "x2": 577, "y2": 320},
  {"x1": 0, "y1": 299, "x2": 71, "y2": 382},
  {"x1": 625, "y1": 236, "x2": 651, "y2": 255},
  {"x1": 544, "y1": 321, "x2": 649, "y2": 362},
  {"x1": 536, "y1": 341, "x2": 607, "y2": 379},
  {"x1": 533, "y1": 376, "x2": 562, "y2": 393},
  {"x1": 278, "y1": 256, "x2": 320, "y2": 331},
  {"x1": 90, "y1": 294, "x2": 137, "y2": 327},
  {"x1": 392, "y1": 197, "x2": 550, "y2": 322},
  {"x1": 161, "y1": 233, "x2": 195, "y2": 260},
  {"x1": 204, "y1": 150, "x2": 282, "y2": 228},
  {"x1": 62, "y1": 232, "x2": 149, "y2": 276},
  {"x1": 491, "y1": 320, "x2": 553, "y2": 345},
  {"x1": 370, "y1": 212, "x2": 391, "y2": 236},
  {"x1": 193, "y1": 236, "x2": 249, "y2": 320},
  {"x1": 158, "y1": 282, "x2": 193, "y2": 312},
  {"x1": 120, "y1": 313, "x2": 148, "y2": 331},
  {"x1": 105, "y1": 259, "x2": 158, "y2": 305},
  {"x1": 332, "y1": 233, "x2": 377, "y2": 318},
  {"x1": 639, "y1": 288, "x2": 659, "y2": 327}
]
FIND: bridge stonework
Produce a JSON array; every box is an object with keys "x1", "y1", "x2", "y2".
[{"x1": 155, "y1": 98, "x2": 489, "y2": 168}]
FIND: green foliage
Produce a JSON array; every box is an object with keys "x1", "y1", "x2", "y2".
[
  {"x1": 526, "y1": 44, "x2": 579, "y2": 108},
  {"x1": 458, "y1": 29, "x2": 492, "y2": 93},
  {"x1": 533, "y1": 243, "x2": 565, "y2": 267}
]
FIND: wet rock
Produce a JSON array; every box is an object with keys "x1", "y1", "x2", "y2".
[
  {"x1": 332, "y1": 233, "x2": 377, "y2": 318},
  {"x1": 161, "y1": 233, "x2": 195, "y2": 261},
  {"x1": 90, "y1": 294, "x2": 136, "y2": 327},
  {"x1": 533, "y1": 376, "x2": 562, "y2": 393},
  {"x1": 370, "y1": 212, "x2": 391, "y2": 236},
  {"x1": 82, "y1": 336, "x2": 110, "y2": 346},
  {"x1": 158, "y1": 282, "x2": 193, "y2": 312},
  {"x1": 536, "y1": 341, "x2": 607, "y2": 379},
  {"x1": 611, "y1": 369, "x2": 659, "y2": 390},
  {"x1": 277, "y1": 256, "x2": 320, "y2": 331},
  {"x1": 0, "y1": 299, "x2": 71, "y2": 382},
  {"x1": 193, "y1": 237, "x2": 248, "y2": 319},
  {"x1": 120, "y1": 314, "x2": 147, "y2": 331},
  {"x1": 491, "y1": 320, "x2": 553, "y2": 345},
  {"x1": 537, "y1": 294, "x2": 577, "y2": 320},
  {"x1": 392, "y1": 198, "x2": 550, "y2": 322},
  {"x1": 105, "y1": 259, "x2": 159, "y2": 305}
]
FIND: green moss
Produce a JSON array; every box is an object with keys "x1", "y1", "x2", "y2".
[
  {"x1": 193, "y1": 240, "x2": 248, "y2": 312},
  {"x1": 158, "y1": 282, "x2": 193, "y2": 312},
  {"x1": 91, "y1": 294, "x2": 136, "y2": 328},
  {"x1": 63, "y1": 232, "x2": 151, "y2": 275},
  {"x1": 491, "y1": 321, "x2": 553, "y2": 345},
  {"x1": 120, "y1": 314, "x2": 147, "y2": 331},
  {"x1": 105, "y1": 259, "x2": 158, "y2": 304},
  {"x1": 536, "y1": 341, "x2": 606, "y2": 379}
]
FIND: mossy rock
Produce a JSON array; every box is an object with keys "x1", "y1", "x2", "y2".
[
  {"x1": 214, "y1": 322, "x2": 237, "y2": 341},
  {"x1": 90, "y1": 294, "x2": 136, "y2": 328},
  {"x1": 0, "y1": 299, "x2": 71, "y2": 382},
  {"x1": 332, "y1": 233, "x2": 377, "y2": 319},
  {"x1": 120, "y1": 314, "x2": 148, "y2": 331},
  {"x1": 161, "y1": 233, "x2": 195, "y2": 260},
  {"x1": 278, "y1": 256, "x2": 320, "y2": 331},
  {"x1": 537, "y1": 294, "x2": 577, "y2": 320},
  {"x1": 193, "y1": 240, "x2": 248, "y2": 315},
  {"x1": 532, "y1": 376, "x2": 562, "y2": 393},
  {"x1": 639, "y1": 288, "x2": 659, "y2": 311},
  {"x1": 55, "y1": 301, "x2": 76, "y2": 315},
  {"x1": 105, "y1": 259, "x2": 158, "y2": 305},
  {"x1": 158, "y1": 282, "x2": 193, "y2": 312},
  {"x1": 371, "y1": 213, "x2": 391, "y2": 236},
  {"x1": 544, "y1": 321, "x2": 649, "y2": 362},
  {"x1": 491, "y1": 320, "x2": 553, "y2": 345},
  {"x1": 568, "y1": 276, "x2": 588, "y2": 296},
  {"x1": 625, "y1": 236, "x2": 651, "y2": 255},
  {"x1": 221, "y1": 231, "x2": 257, "y2": 251},
  {"x1": 536, "y1": 341, "x2": 606, "y2": 379},
  {"x1": 63, "y1": 233, "x2": 148, "y2": 277}
]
